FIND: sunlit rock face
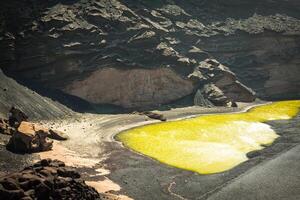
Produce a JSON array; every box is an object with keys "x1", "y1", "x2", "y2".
[
  {"x1": 0, "y1": 0, "x2": 299, "y2": 107},
  {"x1": 117, "y1": 100, "x2": 300, "y2": 174},
  {"x1": 64, "y1": 68, "x2": 194, "y2": 108}
]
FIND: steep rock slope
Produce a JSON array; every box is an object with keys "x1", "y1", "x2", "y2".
[
  {"x1": 0, "y1": 0, "x2": 299, "y2": 108},
  {"x1": 0, "y1": 69, "x2": 72, "y2": 120}
]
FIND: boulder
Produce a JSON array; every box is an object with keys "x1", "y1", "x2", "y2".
[
  {"x1": 6, "y1": 122, "x2": 53, "y2": 153},
  {"x1": 48, "y1": 129, "x2": 69, "y2": 141},
  {"x1": 0, "y1": 159, "x2": 101, "y2": 200},
  {"x1": 6, "y1": 121, "x2": 68, "y2": 153},
  {"x1": 142, "y1": 111, "x2": 167, "y2": 121},
  {"x1": 200, "y1": 83, "x2": 231, "y2": 107}
]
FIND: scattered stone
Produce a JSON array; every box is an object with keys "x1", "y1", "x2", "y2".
[
  {"x1": 0, "y1": 159, "x2": 101, "y2": 200},
  {"x1": 133, "y1": 111, "x2": 167, "y2": 121},
  {"x1": 246, "y1": 150, "x2": 261, "y2": 158}
]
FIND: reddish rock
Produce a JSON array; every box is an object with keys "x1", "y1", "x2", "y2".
[
  {"x1": 0, "y1": 159, "x2": 101, "y2": 200},
  {"x1": 6, "y1": 122, "x2": 53, "y2": 153}
]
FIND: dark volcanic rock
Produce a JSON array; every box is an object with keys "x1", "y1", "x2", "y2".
[
  {"x1": 143, "y1": 111, "x2": 167, "y2": 121},
  {"x1": 0, "y1": 106, "x2": 68, "y2": 153},
  {"x1": 8, "y1": 106, "x2": 29, "y2": 127},
  {"x1": 189, "y1": 59, "x2": 256, "y2": 106},
  {"x1": 6, "y1": 120, "x2": 68, "y2": 153},
  {"x1": 0, "y1": 159, "x2": 101, "y2": 200},
  {"x1": 200, "y1": 83, "x2": 230, "y2": 107},
  {"x1": 48, "y1": 129, "x2": 69, "y2": 141},
  {"x1": 0, "y1": 0, "x2": 299, "y2": 108},
  {"x1": 6, "y1": 122, "x2": 53, "y2": 153}
]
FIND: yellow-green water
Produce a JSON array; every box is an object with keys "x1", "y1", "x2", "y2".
[{"x1": 116, "y1": 100, "x2": 300, "y2": 174}]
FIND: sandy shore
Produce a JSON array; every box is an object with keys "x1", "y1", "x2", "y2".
[{"x1": 35, "y1": 102, "x2": 264, "y2": 199}]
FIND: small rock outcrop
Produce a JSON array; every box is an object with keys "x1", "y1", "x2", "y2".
[
  {"x1": 1, "y1": 107, "x2": 68, "y2": 153},
  {"x1": 132, "y1": 111, "x2": 167, "y2": 121},
  {"x1": 200, "y1": 84, "x2": 231, "y2": 107},
  {"x1": 6, "y1": 121, "x2": 53, "y2": 153},
  {"x1": 143, "y1": 111, "x2": 167, "y2": 121},
  {"x1": 48, "y1": 129, "x2": 68, "y2": 141},
  {"x1": 6, "y1": 121, "x2": 68, "y2": 153},
  {"x1": 190, "y1": 59, "x2": 256, "y2": 107},
  {"x1": 0, "y1": 159, "x2": 101, "y2": 200}
]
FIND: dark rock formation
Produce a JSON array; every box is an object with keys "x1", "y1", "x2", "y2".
[
  {"x1": 6, "y1": 121, "x2": 53, "y2": 153},
  {"x1": 199, "y1": 84, "x2": 230, "y2": 107},
  {"x1": 6, "y1": 120, "x2": 69, "y2": 153},
  {"x1": 48, "y1": 129, "x2": 68, "y2": 141},
  {"x1": 0, "y1": 159, "x2": 101, "y2": 200},
  {"x1": 8, "y1": 107, "x2": 29, "y2": 127},
  {"x1": 0, "y1": 0, "x2": 299, "y2": 108},
  {"x1": 142, "y1": 111, "x2": 167, "y2": 121},
  {"x1": 189, "y1": 59, "x2": 256, "y2": 106}
]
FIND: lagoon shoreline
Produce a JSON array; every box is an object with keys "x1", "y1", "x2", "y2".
[{"x1": 1, "y1": 101, "x2": 300, "y2": 199}]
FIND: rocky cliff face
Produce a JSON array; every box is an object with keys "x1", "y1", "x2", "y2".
[{"x1": 0, "y1": 0, "x2": 299, "y2": 108}]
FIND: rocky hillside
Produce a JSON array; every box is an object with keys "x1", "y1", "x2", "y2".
[
  {"x1": 0, "y1": 69, "x2": 72, "y2": 120},
  {"x1": 0, "y1": 0, "x2": 299, "y2": 109}
]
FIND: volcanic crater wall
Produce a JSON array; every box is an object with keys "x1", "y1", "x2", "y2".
[{"x1": 0, "y1": 0, "x2": 299, "y2": 108}]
